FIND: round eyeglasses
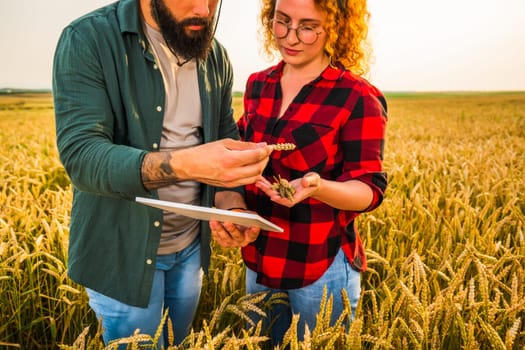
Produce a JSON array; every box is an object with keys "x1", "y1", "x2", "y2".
[{"x1": 272, "y1": 20, "x2": 323, "y2": 45}]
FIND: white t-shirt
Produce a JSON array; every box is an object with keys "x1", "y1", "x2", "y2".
[{"x1": 143, "y1": 21, "x2": 202, "y2": 255}]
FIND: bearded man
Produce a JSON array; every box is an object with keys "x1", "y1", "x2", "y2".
[{"x1": 52, "y1": 0, "x2": 271, "y2": 347}]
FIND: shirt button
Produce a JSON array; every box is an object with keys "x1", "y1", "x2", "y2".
[
  {"x1": 156, "y1": 106, "x2": 162, "y2": 112},
  {"x1": 152, "y1": 143, "x2": 158, "y2": 149},
  {"x1": 146, "y1": 259, "x2": 152, "y2": 265},
  {"x1": 153, "y1": 64, "x2": 158, "y2": 70},
  {"x1": 154, "y1": 221, "x2": 160, "y2": 227}
]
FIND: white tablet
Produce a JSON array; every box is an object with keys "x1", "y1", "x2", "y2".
[{"x1": 135, "y1": 197, "x2": 283, "y2": 232}]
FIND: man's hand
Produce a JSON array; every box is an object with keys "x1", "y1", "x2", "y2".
[
  {"x1": 141, "y1": 139, "x2": 272, "y2": 190},
  {"x1": 209, "y1": 217, "x2": 260, "y2": 248}
]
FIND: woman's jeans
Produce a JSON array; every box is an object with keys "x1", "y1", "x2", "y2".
[
  {"x1": 245, "y1": 248, "x2": 361, "y2": 346},
  {"x1": 86, "y1": 237, "x2": 203, "y2": 348}
]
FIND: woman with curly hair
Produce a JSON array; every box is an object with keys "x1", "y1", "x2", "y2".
[{"x1": 211, "y1": 0, "x2": 388, "y2": 345}]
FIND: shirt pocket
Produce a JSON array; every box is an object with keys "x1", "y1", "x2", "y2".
[{"x1": 279, "y1": 122, "x2": 335, "y2": 173}]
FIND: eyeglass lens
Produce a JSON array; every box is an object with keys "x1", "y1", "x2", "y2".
[{"x1": 272, "y1": 20, "x2": 320, "y2": 45}]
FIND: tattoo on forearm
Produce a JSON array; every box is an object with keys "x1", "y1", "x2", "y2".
[
  {"x1": 159, "y1": 154, "x2": 173, "y2": 176},
  {"x1": 141, "y1": 152, "x2": 178, "y2": 190}
]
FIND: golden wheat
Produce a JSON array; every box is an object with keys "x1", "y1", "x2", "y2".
[{"x1": 1, "y1": 92, "x2": 524, "y2": 349}]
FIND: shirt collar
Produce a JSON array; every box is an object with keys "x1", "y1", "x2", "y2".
[
  {"x1": 266, "y1": 60, "x2": 346, "y2": 83},
  {"x1": 117, "y1": 0, "x2": 142, "y2": 35},
  {"x1": 117, "y1": 0, "x2": 156, "y2": 59}
]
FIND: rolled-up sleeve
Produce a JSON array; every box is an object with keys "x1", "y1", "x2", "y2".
[{"x1": 337, "y1": 83, "x2": 388, "y2": 211}]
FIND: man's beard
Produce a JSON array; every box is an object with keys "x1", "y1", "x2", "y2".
[{"x1": 151, "y1": 0, "x2": 214, "y2": 62}]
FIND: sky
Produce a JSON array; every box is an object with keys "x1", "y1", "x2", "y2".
[{"x1": 1, "y1": 0, "x2": 524, "y2": 92}]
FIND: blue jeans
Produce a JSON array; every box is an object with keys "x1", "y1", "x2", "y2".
[
  {"x1": 245, "y1": 248, "x2": 361, "y2": 346},
  {"x1": 86, "y1": 237, "x2": 203, "y2": 348}
]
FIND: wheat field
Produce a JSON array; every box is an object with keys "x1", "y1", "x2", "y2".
[{"x1": 1, "y1": 91, "x2": 524, "y2": 349}]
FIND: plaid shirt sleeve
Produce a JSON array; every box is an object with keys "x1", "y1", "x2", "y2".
[{"x1": 337, "y1": 80, "x2": 388, "y2": 211}]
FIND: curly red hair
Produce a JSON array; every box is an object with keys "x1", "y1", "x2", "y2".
[{"x1": 258, "y1": 0, "x2": 371, "y2": 76}]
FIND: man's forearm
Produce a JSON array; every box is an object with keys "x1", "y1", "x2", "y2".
[{"x1": 140, "y1": 139, "x2": 272, "y2": 190}]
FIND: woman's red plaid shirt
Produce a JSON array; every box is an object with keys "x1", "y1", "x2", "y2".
[{"x1": 238, "y1": 61, "x2": 388, "y2": 289}]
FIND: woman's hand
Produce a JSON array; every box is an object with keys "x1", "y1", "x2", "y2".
[{"x1": 256, "y1": 172, "x2": 321, "y2": 207}]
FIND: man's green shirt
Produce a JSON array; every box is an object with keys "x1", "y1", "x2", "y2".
[{"x1": 53, "y1": 0, "x2": 238, "y2": 307}]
